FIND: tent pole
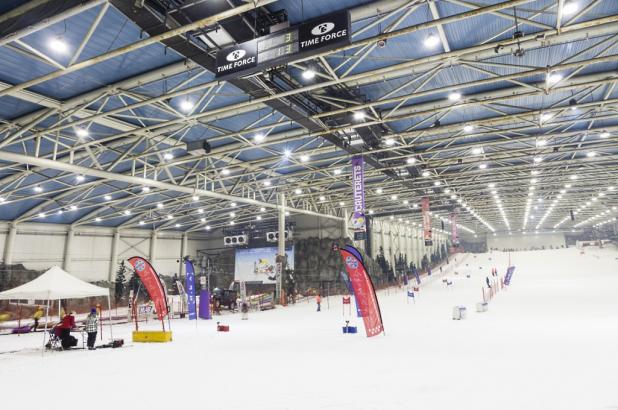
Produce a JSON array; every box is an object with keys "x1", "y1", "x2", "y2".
[
  {"x1": 107, "y1": 294, "x2": 113, "y2": 340},
  {"x1": 42, "y1": 298, "x2": 50, "y2": 354},
  {"x1": 17, "y1": 300, "x2": 21, "y2": 337}
]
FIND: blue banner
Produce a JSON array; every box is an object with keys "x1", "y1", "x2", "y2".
[
  {"x1": 504, "y1": 266, "x2": 516, "y2": 286},
  {"x1": 184, "y1": 258, "x2": 197, "y2": 320},
  {"x1": 407, "y1": 291, "x2": 415, "y2": 298}
]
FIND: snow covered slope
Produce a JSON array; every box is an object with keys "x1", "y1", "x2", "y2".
[{"x1": 1, "y1": 247, "x2": 617, "y2": 410}]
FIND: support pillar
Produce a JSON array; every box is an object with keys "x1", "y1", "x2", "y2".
[
  {"x1": 63, "y1": 227, "x2": 74, "y2": 272},
  {"x1": 3, "y1": 222, "x2": 17, "y2": 265},
  {"x1": 365, "y1": 216, "x2": 372, "y2": 257},
  {"x1": 108, "y1": 229, "x2": 120, "y2": 282},
  {"x1": 377, "y1": 221, "x2": 384, "y2": 259},
  {"x1": 149, "y1": 230, "x2": 157, "y2": 265},
  {"x1": 402, "y1": 226, "x2": 411, "y2": 262},
  {"x1": 342, "y1": 209, "x2": 349, "y2": 240},
  {"x1": 276, "y1": 193, "x2": 285, "y2": 303},
  {"x1": 179, "y1": 232, "x2": 188, "y2": 276}
]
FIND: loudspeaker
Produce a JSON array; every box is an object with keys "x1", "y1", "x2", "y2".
[
  {"x1": 223, "y1": 234, "x2": 248, "y2": 246},
  {"x1": 266, "y1": 230, "x2": 292, "y2": 242},
  {"x1": 441, "y1": 221, "x2": 445, "y2": 230},
  {"x1": 570, "y1": 210, "x2": 575, "y2": 221}
]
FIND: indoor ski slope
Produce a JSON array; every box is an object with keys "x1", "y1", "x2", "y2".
[{"x1": 1, "y1": 247, "x2": 618, "y2": 410}]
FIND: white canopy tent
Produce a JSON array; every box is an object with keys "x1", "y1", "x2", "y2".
[{"x1": 0, "y1": 266, "x2": 113, "y2": 349}]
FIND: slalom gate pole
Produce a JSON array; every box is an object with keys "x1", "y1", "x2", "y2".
[
  {"x1": 97, "y1": 303, "x2": 103, "y2": 340},
  {"x1": 482, "y1": 287, "x2": 486, "y2": 303}
]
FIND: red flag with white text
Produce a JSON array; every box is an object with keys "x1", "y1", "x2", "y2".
[
  {"x1": 127, "y1": 256, "x2": 169, "y2": 320},
  {"x1": 339, "y1": 245, "x2": 383, "y2": 337}
]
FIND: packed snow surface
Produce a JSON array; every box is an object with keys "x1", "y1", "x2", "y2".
[{"x1": 1, "y1": 247, "x2": 618, "y2": 410}]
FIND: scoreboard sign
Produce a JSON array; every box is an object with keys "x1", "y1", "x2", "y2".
[
  {"x1": 215, "y1": 39, "x2": 258, "y2": 77},
  {"x1": 215, "y1": 10, "x2": 350, "y2": 79},
  {"x1": 299, "y1": 11, "x2": 350, "y2": 51}
]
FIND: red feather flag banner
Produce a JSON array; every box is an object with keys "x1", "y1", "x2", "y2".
[
  {"x1": 339, "y1": 245, "x2": 384, "y2": 337},
  {"x1": 127, "y1": 256, "x2": 169, "y2": 320}
]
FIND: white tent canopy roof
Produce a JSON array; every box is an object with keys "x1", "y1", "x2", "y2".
[{"x1": 0, "y1": 266, "x2": 109, "y2": 300}]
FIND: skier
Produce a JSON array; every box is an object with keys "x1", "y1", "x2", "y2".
[
  {"x1": 241, "y1": 301, "x2": 249, "y2": 320},
  {"x1": 316, "y1": 294, "x2": 322, "y2": 312},
  {"x1": 485, "y1": 276, "x2": 492, "y2": 288},
  {"x1": 84, "y1": 308, "x2": 98, "y2": 350},
  {"x1": 32, "y1": 305, "x2": 44, "y2": 331}
]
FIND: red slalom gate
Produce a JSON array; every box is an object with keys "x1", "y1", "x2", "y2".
[{"x1": 342, "y1": 296, "x2": 351, "y2": 316}]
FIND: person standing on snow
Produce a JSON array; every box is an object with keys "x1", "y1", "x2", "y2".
[
  {"x1": 32, "y1": 306, "x2": 44, "y2": 331},
  {"x1": 316, "y1": 294, "x2": 322, "y2": 312},
  {"x1": 84, "y1": 308, "x2": 98, "y2": 350},
  {"x1": 486, "y1": 276, "x2": 492, "y2": 288}
]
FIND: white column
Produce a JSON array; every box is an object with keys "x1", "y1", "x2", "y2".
[
  {"x1": 276, "y1": 193, "x2": 285, "y2": 302},
  {"x1": 179, "y1": 232, "x2": 188, "y2": 276},
  {"x1": 342, "y1": 209, "x2": 349, "y2": 240},
  {"x1": 149, "y1": 230, "x2": 157, "y2": 264},
  {"x1": 108, "y1": 229, "x2": 120, "y2": 282},
  {"x1": 62, "y1": 227, "x2": 74, "y2": 271},
  {"x1": 3, "y1": 222, "x2": 17, "y2": 265},
  {"x1": 419, "y1": 229, "x2": 426, "y2": 267},
  {"x1": 402, "y1": 228, "x2": 407, "y2": 259},
  {"x1": 380, "y1": 221, "x2": 386, "y2": 257}
]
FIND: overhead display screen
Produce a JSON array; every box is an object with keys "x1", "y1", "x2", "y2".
[{"x1": 215, "y1": 10, "x2": 350, "y2": 80}]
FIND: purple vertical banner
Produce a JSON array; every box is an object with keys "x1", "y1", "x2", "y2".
[
  {"x1": 198, "y1": 290, "x2": 211, "y2": 319},
  {"x1": 504, "y1": 266, "x2": 516, "y2": 285},
  {"x1": 183, "y1": 257, "x2": 197, "y2": 320},
  {"x1": 351, "y1": 156, "x2": 366, "y2": 239}
]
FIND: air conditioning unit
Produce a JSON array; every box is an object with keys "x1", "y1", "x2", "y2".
[
  {"x1": 223, "y1": 234, "x2": 248, "y2": 247},
  {"x1": 266, "y1": 230, "x2": 292, "y2": 242},
  {"x1": 186, "y1": 140, "x2": 212, "y2": 156}
]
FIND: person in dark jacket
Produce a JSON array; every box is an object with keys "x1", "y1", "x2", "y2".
[
  {"x1": 486, "y1": 276, "x2": 492, "y2": 288},
  {"x1": 84, "y1": 308, "x2": 98, "y2": 350}
]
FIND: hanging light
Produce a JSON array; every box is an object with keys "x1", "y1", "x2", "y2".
[
  {"x1": 180, "y1": 99, "x2": 194, "y2": 112},
  {"x1": 448, "y1": 92, "x2": 461, "y2": 101},
  {"x1": 424, "y1": 33, "x2": 440, "y2": 48},
  {"x1": 353, "y1": 111, "x2": 365, "y2": 121},
  {"x1": 302, "y1": 69, "x2": 316, "y2": 80},
  {"x1": 48, "y1": 35, "x2": 69, "y2": 54}
]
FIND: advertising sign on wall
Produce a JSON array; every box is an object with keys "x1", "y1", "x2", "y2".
[{"x1": 234, "y1": 246, "x2": 295, "y2": 284}]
